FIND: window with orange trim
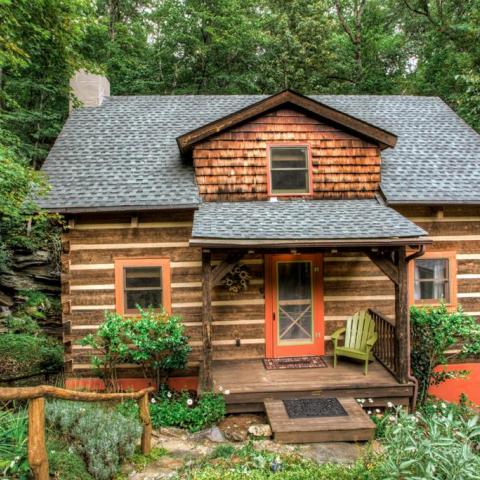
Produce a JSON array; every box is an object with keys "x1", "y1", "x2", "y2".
[
  {"x1": 408, "y1": 251, "x2": 457, "y2": 307},
  {"x1": 114, "y1": 258, "x2": 171, "y2": 314}
]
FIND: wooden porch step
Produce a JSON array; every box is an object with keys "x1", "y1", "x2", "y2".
[{"x1": 264, "y1": 397, "x2": 375, "y2": 443}]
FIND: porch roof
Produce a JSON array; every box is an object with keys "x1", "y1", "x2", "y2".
[{"x1": 191, "y1": 199, "x2": 429, "y2": 248}]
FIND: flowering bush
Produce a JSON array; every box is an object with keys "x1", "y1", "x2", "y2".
[
  {"x1": 80, "y1": 307, "x2": 190, "y2": 391},
  {"x1": 149, "y1": 390, "x2": 225, "y2": 432},
  {"x1": 379, "y1": 404, "x2": 480, "y2": 479}
]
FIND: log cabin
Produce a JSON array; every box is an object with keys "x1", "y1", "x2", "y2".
[{"x1": 39, "y1": 72, "x2": 480, "y2": 439}]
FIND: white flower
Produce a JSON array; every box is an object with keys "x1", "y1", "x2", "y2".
[
  {"x1": 151, "y1": 397, "x2": 157, "y2": 404},
  {"x1": 167, "y1": 392, "x2": 172, "y2": 398},
  {"x1": 375, "y1": 409, "x2": 381, "y2": 414},
  {"x1": 368, "y1": 398, "x2": 374, "y2": 403},
  {"x1": 389, "y1": 416, "x2": 396, "y2": 422},
  {"x1": 367, "y1": 410, "x2": 372, "y2": 415},
  {"x1": 387, "y1": 401, "x2": 394, "y2": 408},
  {"x1": 187, "y1": 398, "x2": 194, "y2": 406},
  {"x1": 224, "y1": 389, "x2": 230, "y2": 395},
  {"x1": 432, "y1": 404, "x2": 437, "y2": 409},
  {"x1": 356, "y1": 398, "x2": 365, "y2": 404},
  {"x1": 441, "y1": 402, "x2": 447, "y2": 409},
  {"x1": 219, "y1": 386, "x2": 224, "y2": 392}
]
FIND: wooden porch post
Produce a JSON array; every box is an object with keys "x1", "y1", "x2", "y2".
[
  {"x1": 394, "y1": 246, "x2": 409, "y2": 383},
  {"x1": 200, "y1": 249, "x2": 213, "y2": 391}
]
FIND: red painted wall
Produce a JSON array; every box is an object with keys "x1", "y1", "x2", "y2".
[
  {"x1": 65, "y1": 376, "x2": 199, "y2": 393},
  {"x1": 429, "y1": 363, "x2": 480, "y2": 405}
]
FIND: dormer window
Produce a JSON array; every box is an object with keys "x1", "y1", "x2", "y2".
[{"x1": 269, "y1": 146, "x2": 311, "y2": 195}]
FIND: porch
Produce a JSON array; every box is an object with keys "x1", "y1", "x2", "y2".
[{"x1": 213, "y1": 352, "x2": 415, "y2": 414}]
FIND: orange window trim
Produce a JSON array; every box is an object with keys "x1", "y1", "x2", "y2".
[
  {"x1": 408, "y1": 251, "x2": 457, "y2": 309},
  {"x1": 114, "y1": 257, "x2": 172, "y2": 315},
  {"x1": 266, "y1": 143, "x2": 314, "y2": 197}
]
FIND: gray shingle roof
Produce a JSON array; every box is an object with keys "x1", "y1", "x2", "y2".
[
  {"x1": 191, "y1": 200, "x2": 427, "y2": 242},
  {"x1": 40, "y1": 94, "x2": 480, "y2": 211}
]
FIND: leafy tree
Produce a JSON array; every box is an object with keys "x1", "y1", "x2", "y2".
[{"x1": 0, "y1": 146, "x2": 53, "y2": 267}]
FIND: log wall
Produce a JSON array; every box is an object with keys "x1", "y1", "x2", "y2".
[
  {"x1": 193, "y1": 108, "x2": 381, "y2": 201},
  {"x1": 62, "y1": 205, "x2": 480, "y2": 379}
]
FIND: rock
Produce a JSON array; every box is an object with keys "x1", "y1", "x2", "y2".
[
  {"x1": 224, "y1": 429, "x2": 248, "y2": 442},
  {"x1": 0, "y1": 290, "x2": 14, "y2": 307},
  {"x1": 13, "y1": 250, "x2": 50, "y2": 268},
  {"x1": 248, "y1": 424, "x2": 272, "y2": 438},
  {"x1": 303, "y1": 442, "x2": 363, "y2": 464},
  {"x1": 192, "y1": 426, "x2": 226, "y2": 443},
  {"x1": 158, "y1": 426, "x2": 188, "y2": 439}
]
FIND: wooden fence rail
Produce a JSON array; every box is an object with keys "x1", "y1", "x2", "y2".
[{"x1": 0, "y1": 385, "x2": 155, "y2": 480}]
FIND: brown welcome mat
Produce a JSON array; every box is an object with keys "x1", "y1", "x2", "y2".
[{"x1": 263, "y1": 356, "x2": 327, "y2": 370}]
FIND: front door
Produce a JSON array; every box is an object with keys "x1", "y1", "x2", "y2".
[{"x1": 265, "y1": 254, "x2": 324, "y2": 358}]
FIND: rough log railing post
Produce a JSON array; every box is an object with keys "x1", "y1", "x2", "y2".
[
  {"x1": 395, "y1": 246, "x2": 409, "y2": 383},
  {"x1": 0, "y1": 386, "x2": 154, "y2": 480},
  {"x1": 200, "y1": 249, "x2": 213, "y2": 391},
  {"x1": 28, "y1": 397, "x2": 49, "y2": 480},
  {"x1": 137, "y1": 391, "x2": 152, "y2": 454}
]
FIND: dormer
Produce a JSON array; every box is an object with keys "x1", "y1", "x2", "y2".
[{"x1": 177, "y1": 90, "x2": 397, "y2": 202}]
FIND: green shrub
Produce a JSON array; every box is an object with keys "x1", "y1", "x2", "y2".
[
  {"x1": 125, "y1": 307, "x2": 191, "y2": 387},
  {"x1": 149, "y1": 390, "x2": 225, "y2": 433},
  {"x1": 379, "y1": 406, "x2": 480, "y2": 479},
  {"x1": 0, "y1": 333, "x2": 63, "y2": 380},
  {"x1": 46, "y1": 400, "x2": 142, "y2": 480},
  {"x1": 0, "y1": 409, "x2": 30, "y2": 479},
  {"x1": 80, "y1": 308, "x2": 190, "y2": 391},
  {"x1": 410, "y1": 303, "x2": 480, "y2": 404},
  {"x1": 179, "y1": 443, "x2": 381, "y2": 479},
  {"x1": 47, "y1": 438, "x2": 93, "y2": 480},
  {"x1": 79, "y1": 312, "x2": 131, "y2": 391}
]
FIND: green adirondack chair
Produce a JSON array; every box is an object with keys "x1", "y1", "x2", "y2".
[{"x1": 331, "y1": 310, "x2": 378, "y2": 375}]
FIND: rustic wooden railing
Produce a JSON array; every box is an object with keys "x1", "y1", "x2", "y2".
[
  {"x1": 0, "y1": 385, "x2": 154, "y2": 480},
  {"x1": 368, "y1": 308, "x2": 399, "y2": 381}
]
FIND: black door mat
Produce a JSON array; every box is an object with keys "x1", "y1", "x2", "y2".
[
  {"x1": 283, "y1": 397, "x2": 348, "y2": 419},
  {"x1": 263, "y1": 356, "x2": 327, "y2": 370}
]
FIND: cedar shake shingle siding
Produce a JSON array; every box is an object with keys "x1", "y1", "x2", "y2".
[{"x1": 193, "y1": 108, "x2": 382, "y2": 201}]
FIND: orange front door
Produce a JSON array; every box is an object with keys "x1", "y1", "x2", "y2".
[{"x1": 265, "y1": 254, "x2": 324, "y2": 358}]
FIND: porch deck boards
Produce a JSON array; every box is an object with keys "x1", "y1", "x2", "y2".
[
  {"x1": 213, "y1": 357, "x2": 414, "y2": 412},
  {"x1": 264, "y1": 397, "x2": 376, "y2": 443}
]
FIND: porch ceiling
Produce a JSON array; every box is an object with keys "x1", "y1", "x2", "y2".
[{"x1": 191, "y1": 199, "x2": 430, "y2": 248}]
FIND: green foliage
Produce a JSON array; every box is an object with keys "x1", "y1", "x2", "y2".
[
  {"x1": 410, "y1": 303, "x2": 480, "y2": 404},
  {"x1": 127, "y1": 446, "x2": 168, "y2": 471},
  {"x1": 125, "y1": 307, "x2": 191, "y2": 387},
  {"x1": 0, "y1": 408, "x2": 30, "y2": 479},
  {"x1": 47, "y1": 437, "x2": 94, "y2": 480},
  {"x1": 79, "y1": 311, "x2": 131, "y2": 391},
  {"x1": 0, "y1": 147, "x2": 58, "y2": 267},
  {"x1": 0, "y1": 332, "x2": 63, "y2": 380},
  {"x1": 45, "y1": 400, "x2": 142, "y2": 480},
  {"x1": 80, "y1": 308, "x2": 190, "y2": 391},
  {"x1": 5, "y1": 290, "x2": 60, "y2": 334},
  {"x1": 379, "y1": 405, "x2": 480, "y2": 479},
  {"x1": 149, "y1": 390, "x2": 225, "y2": 433},
  {"x1": 178, "y1": 443, "x2": 381, "y2": 479}
]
